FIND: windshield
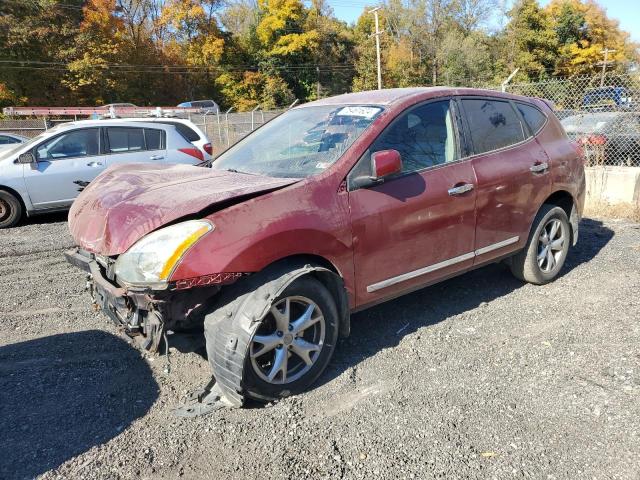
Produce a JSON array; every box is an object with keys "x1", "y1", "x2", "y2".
[{"x1": 212, "y1": 105, "x2": 383, "y2": 178}]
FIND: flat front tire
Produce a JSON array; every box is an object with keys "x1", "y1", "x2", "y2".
[
  {"x1": 204, "y1": 274, "x2": 339, "y2": 404},
  {"x1": 0, "y1": 191, "x2": 22, "y2": 229},
  {"x1": 510, "y1": 204, "x2": 571, "y2": 284}
]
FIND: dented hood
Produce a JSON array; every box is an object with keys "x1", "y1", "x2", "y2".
[{"x1": 68, "y1": 163, "x2": 297, "y2": 255}]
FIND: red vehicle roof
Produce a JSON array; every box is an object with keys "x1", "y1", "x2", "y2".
[{"x1": 300, "y1": 87, "x2": 521, "y2": 108}]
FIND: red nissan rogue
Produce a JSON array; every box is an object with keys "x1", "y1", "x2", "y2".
[{"x1": 66, "y1": 87, "x2": 585, "y2": 408}]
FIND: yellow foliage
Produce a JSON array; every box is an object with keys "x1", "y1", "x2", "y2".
[{"x1": 546, "y1": 0, "x2": 637, "y2": 75}]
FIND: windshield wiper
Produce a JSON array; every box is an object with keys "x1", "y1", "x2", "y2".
[{"x1": 225, "y1": 168, "x2": 260, "y2": 176}]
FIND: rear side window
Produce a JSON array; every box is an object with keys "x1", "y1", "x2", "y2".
[
  {"x1": 516, "y1": 103, "x2": 546, "y2": 134},
  {"x1": 144, "y1": 128, "x2": 165, "y2": 150},
  {"x1": 461, "y1": 99, "x2": 525, "y2": 154},
  {"x1": 105, "y1": 127, "x2": 165, "y2": 153},
  {"x1": 106, "y1": 127, "x2": 144, "y2": 153}
]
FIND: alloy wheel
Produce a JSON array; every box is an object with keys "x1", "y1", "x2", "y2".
[
  {"x1": 537, "y1": 218, "x2": 565, "y2": 273},
  {"x1": 249, "y1": 296, "x2": 325, "y2": 385}
]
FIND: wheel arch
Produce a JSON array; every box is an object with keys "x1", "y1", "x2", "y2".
[
  {"x1": 0, "y1": 184, "x2": 27, "y2": 220},
  {"x1": 541, "y1": 189, "x2": 579, "y2": 245},
  {"x1": 258, "y1": 254, "x2": 351, "y2": 338}
]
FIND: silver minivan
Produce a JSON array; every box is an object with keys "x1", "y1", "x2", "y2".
[{"x1": 0, "y1": 119, "x2": 208, "y2": 228}]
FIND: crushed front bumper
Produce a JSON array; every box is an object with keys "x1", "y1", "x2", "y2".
[{"x1": 64, "y1": 248, "x2": 165, "y2": 351}]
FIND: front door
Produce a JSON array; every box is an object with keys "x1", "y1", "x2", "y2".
[
  {"x1": 23, "y1": 127, "x2": 105, "y2": 210},
  {"x1": 348, "y1": 99, "x2": 477, "y2": 307}
]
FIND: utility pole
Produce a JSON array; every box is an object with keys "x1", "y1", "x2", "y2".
[
  {"x1": 598, "y1": 48, "x2": 616, "y2": 87},
  {"x1": 369, "y1": 7, "x2": 383, "y2": 90}
]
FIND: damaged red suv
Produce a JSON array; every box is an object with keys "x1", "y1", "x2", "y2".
[{"x1": 66, "y1": 88, "x2": 585, "y2": 407}]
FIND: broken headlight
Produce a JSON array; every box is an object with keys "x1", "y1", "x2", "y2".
[{"x1": 114, "y1": 220, "x2": 213, "y2": 289}]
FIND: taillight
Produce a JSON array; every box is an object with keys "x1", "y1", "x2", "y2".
[
  {"x1": 579, "y1": 134, "x2": 607, "y2": 146},
  {"x1": 570, "y1": 140, "x2": 585, "y2": 164},
  {"x1": 203, "y1": 143, "x2": 212, "y2": 155},
  {"x1": 178, "y1": 147, "x2": 204, "y2": 161}
]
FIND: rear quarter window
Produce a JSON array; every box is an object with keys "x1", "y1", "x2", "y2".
[
  {"x1": 144, "y1": 129, "x2": 165, "y2": 150},
  {"x1": 174, "y1": 123, "x2": 201, "y2": 142},
  {"x1": 516, "y1": 103, "x2": 547, "y2": 134},
  {"x1": 461, "y1": 98, "x2": 526, "y2": 154}
]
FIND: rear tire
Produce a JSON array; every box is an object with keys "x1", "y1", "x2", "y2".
[
  {"x1": 0, "y1": 190, "x2": 22, "y2": 229},
  {"x1": 510, "y1": 205, "x2": 570, "y2": 284}
]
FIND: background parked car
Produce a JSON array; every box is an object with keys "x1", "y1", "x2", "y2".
[
  {"x1": 0, "y1": 133, "x2": 27, "y2": 152},
  {"x1": 177, "y1": 99, "x2": 220, "y2": 114},
  {"x1": 117, "y1": 117, "x2": 213, "y2": 160},
  {"x1": 561, "y1": 112, "x2": 640, "y2": 166},
  {"x1": 0, "y1": 120, "x2": 208, "y2": 228},
  {"x1": 582, "y1": 86, "x2": 633, "y2": 111}
]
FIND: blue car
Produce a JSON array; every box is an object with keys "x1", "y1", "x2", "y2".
[{"x1": 582, "y1": 86, "x2": 633, "y2": 111}]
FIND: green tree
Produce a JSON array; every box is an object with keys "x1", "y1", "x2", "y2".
[{"x1": 504, "y1": 0, "x2": 559, "y2": 81}]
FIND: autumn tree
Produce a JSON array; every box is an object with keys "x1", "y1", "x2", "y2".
[
  {"x1": 546, "y1": 0, "x2": 638, "y2": 76},
  {"x1": 0, "y1": 0, "x2": 83, "y2": 106},
  {"x1": 502, "y1": 0, "x2": 559, "y2": 81}
]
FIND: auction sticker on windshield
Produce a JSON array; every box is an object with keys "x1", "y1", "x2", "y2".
[{"x1": 336, "y1": 106, "x2": 381, "y2": 118}]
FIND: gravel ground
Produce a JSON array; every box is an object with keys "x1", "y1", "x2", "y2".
[{"x1": 0, "y1": 214, "x2": 639, "y2": 480}]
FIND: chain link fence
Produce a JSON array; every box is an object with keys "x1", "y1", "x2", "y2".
[
  {"x1": 187, "y1": 110, "x2": 283, "y2": 154},
  {"x1": 2, "y1": 73, "x2": 640, "y2": 166},
  {"x1": 0, "y1": 118, "x2": 48, "y2": 138},
  {"x1": 504, "y1": 73, "x2": 640, "y2": 167}
]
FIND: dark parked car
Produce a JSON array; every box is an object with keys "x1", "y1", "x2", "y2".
[
  {"x1": 561, "y1": 111, "x2": 640, "y2": 166},
  {"x1": 66, "y1": 87, "x2": 585, "y2": 409}
]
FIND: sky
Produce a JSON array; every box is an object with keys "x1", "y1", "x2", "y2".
[{"x1": 325, "y1": 0, "x2": 640, "y2": 42}]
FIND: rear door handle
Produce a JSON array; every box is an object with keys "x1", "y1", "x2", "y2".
[
  {"x1": 87, "y1": 161, "x2": 103, "y2": 167},
  {"x1": 448, "y1": 183, "x2": 474, "y2": 196},
  {"x1": 530, "y1": 162, "x2": 549, "y2": 173},
  {"x1": 150, "y1": 155, "x2": 164, "y2": 161}
]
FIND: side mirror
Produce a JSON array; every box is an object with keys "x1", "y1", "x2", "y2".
[
  {"x1": 371, "y1": 149, "x2": 402, "y2": 180},
  {"x1": 16, "y1": 152, "x2": 36, "y2": 165}
]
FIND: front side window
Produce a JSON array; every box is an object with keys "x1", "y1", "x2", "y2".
[
  {"x1": 370, "y1": 100, "x2": 457, "y2": 174},
  {"x1": 462, "y1": 99, "x2": 525, "y2": 154},
  {"x1": 36, "y1": 129, "x2": 100, "y2": 160},
  {"x1": 106, "y1": 127, "x2": 145, "y2": 153},
  {"x1": 213, "y1": 105, "x2": 383, "y2": 178}
]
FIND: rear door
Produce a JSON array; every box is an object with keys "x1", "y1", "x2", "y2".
[
  {"x1": 23, "y1": 127, "x2": 105, "y2": 209},
  {"x1": 348, "y1": 98, "x2": 478, "y2": 306},
  {"x1": 103, "y1": 126, "x2": 167, "y2": 165},
  {"x1": 457, "y1": 96, "x2": 551, "y2": 265}
]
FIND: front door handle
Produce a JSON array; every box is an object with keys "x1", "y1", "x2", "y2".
[
  {"x1": 150, "y1": 155, "x2": 164, "y2": 161},
  {"x1": 530, "y1": 162, "x2": 549, "y2": 173},
  {"x1": 448, "y1": 183, "x2": 474, "y2": 196},
  {"x1": 87, "y1": 161, "x2": 103, "y2": 167}
]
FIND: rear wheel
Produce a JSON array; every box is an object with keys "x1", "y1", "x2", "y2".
[
  {"x1": 510, "y1": 205, "x2": 570, "y2": 284},
  {"x1": 0, "y1": 191, "x2": 22, "y2": 229}
]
